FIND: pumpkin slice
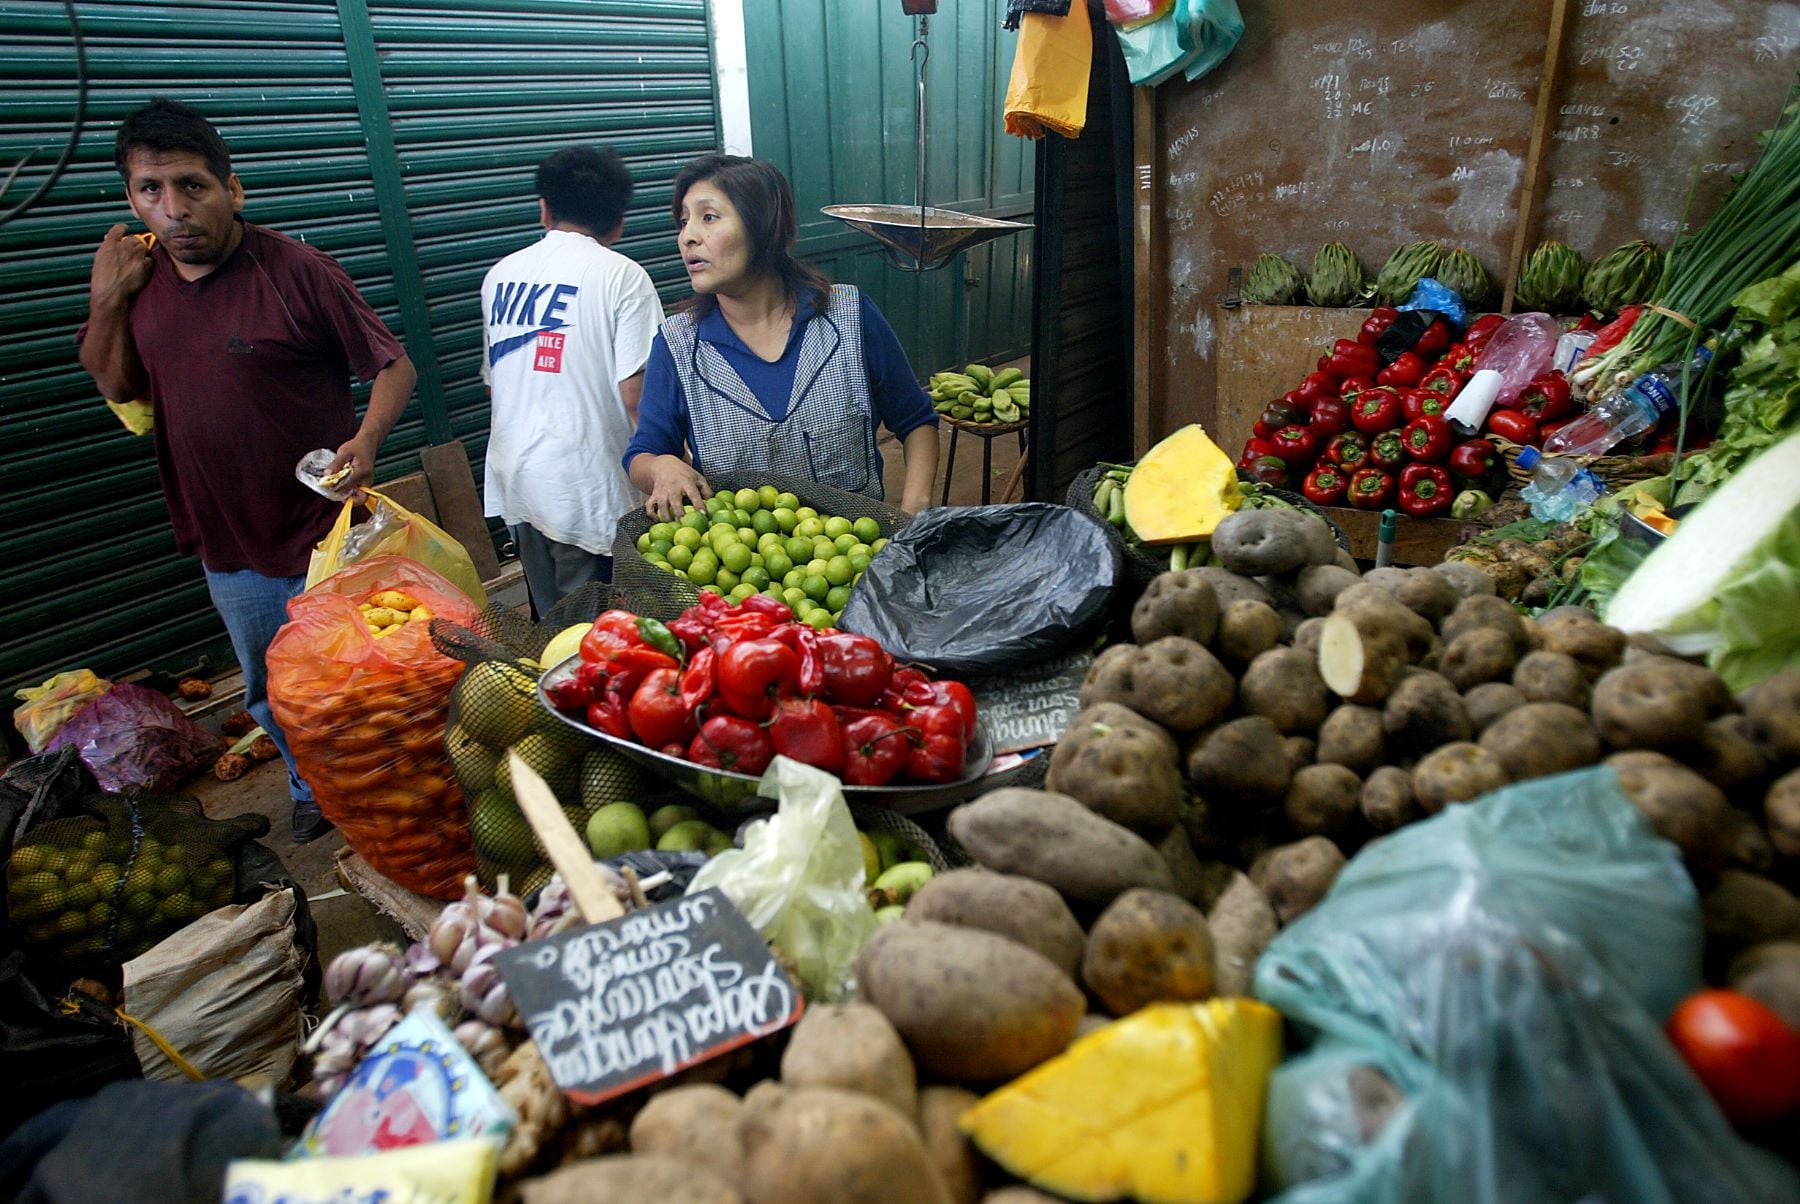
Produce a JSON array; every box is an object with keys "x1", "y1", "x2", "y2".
[{"x1": 1123, "y1": 425, "x2": 1243, "y2": 545}]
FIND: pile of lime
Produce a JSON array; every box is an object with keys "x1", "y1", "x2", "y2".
[
  {"x1": 6, "y1": 823, "x2": 234, "y2": 961},
  {"x1": 635, "y1": 485, "x2": 889, "y2": 629}
]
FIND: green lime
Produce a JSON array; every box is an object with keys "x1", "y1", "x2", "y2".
[
  {"x1": 812, "y1": 538, "x2": 836, "y2": 561},
  {"x1": 644, "y1": 551, "x2": 668, "y2": 566},
  {"x1": 721, "y1": 542, "x2": 752, "y2": 573},
  {"x1": 851, "y1": 570, "x2": 864, "y2": 586},
  {"x1": 764, "y1": 551, "x2": 793, "y2": 579},
  {"x1": 8, "y1": 846, "x2": 45, "y2": 874},
  {"x1": 805, "y1": 558, "x2": 829, "y2": 577},
  {"x1": 650, "y1": 538, "x2": 674, "y2": 556},
  {"x1": 805, "y1": 609, "x2": 837, "y2": 630},
  {"x1": 751, "y1": 510, "x2": 779, "y2": 536},
  {"x1": 796, "y1": 505, "x2": 818, "y2": 521},
  {"x1": 635, "y1": 533, "x2": 652, "y2": 554},
  {"x1": 777, "y1": 492, "x2": 801, "y2": 511},
  {"x1": 734, "y1": 487, "x2": 760, "y2": 511},
  {"x1": 782, "y1": 586, "x2": 809, "y2": 609},
  {"x1": 649, "y1": 521, "x2": 677, "y2": 543},
  {"x1": 834, "y1": 533, "x2": 859, "y2": 554},
  {"x1": 850, "y1": 552, "x2": 871, "y2": 572},
  {"x1": 742, "y1": 566, "x2": 771, "y2": 589},
  {"x1": 757, "y1": 484, "x2": 782, "y2": 508},
  {"x1": 823, "y1": 516, "x2": 853, "y2": 540},
  {"x1": 708, "y1": 527, "x2": 739, "y2": 551},
  {"x1": 713, "y1": 487, "x2": 735, "y2": 503},
  {"x1": 749, "y1": 551, "x2": 766, "y2": 569},
  {"x1": 826, "y1": 584, "x2": 852, "y2": 611},
  {"x1": 871, "y1": 537, "x2": 889, "y2": 553},
  {"x1": 714, "y1": 567, "x2": 740, "y2": 591},
  {"x1": 852, "y1": 516, "x2": 882, "y2": 543},
  {"x1": 802, "y1": 574, "x2": 830, "y2": 603},
  {"x1": 666, "y1": 545, "x2": 694, "y2": 571},
  {"x1": 782, "y1": 568, "x2": 806, "y2": 589},
  {"x1": 848, "y1": 542, "x2": 872, "y2": 559},
  {"x1": 736, "y1": 526, "x2": 756, "y2": 544},
  {"x1": 785, "y1": 536, "x2": 813, "y2": 562},
  {"x1": 729, "y1": 508, "x2": 751, "y2": 529},
  {"x1": 730, "y1": 583, "x2": 757, "y2": 601},
  {"x1": 773, "y1": 507, "x2": 798, "y2": 533},
  {"x1": 687, "y1": 552, "x2": 718, "y2": 586},
  {"x1": 673, "y1": 526, "x2": 702, "y2": 549},
  {"x1": 794, "y1": 516, "x2": 824, "y2": 540},
  {"x1": 824, "y1": 555, "x2": 854, "y2": 586},
  {"x1": 700, "y1": 584, "x2": 724, "y2": 595},
  {"x1": 681, "y1": 510, "x2": 709, "y2": 532}
]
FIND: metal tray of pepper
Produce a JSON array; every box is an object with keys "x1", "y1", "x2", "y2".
[{"x1": 536, "y1": 654, "x2": 995, "y2": 815}]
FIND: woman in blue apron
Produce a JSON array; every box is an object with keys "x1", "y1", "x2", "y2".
[{"x1": 623, "y1": 155, "x2": 940, "y2": 519}]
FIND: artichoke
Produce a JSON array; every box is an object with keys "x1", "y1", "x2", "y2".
[
  {"x1": 1437, "y1": 248, "x2": 1495, "y2": 310},
  {"x1": 1372, "y1": 240, "x2": 1444, "y2": 307},
  {"x1": 1581, "y1": 239, "x2": 1664, "y2": 313},
  {"x1": 1515, "y1": 241, "x2": 1585, "y2": 314},
  {"x1": 1243, "y1": 253, "x2": 1305, "y2": 305},
  {"x1": 1306, "y1": 242, "x2": 1367, "y2": 307}
]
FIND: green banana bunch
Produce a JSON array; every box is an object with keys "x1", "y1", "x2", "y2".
[
  {"x1": 1372, "y1": 240, "x2": 1444, "y2": 307},
  {"x1": 1581, "y1": 240, "x2": 1664, "y2": 313},
  {"x1": 1090, "y1": 466, "x2": 1131, "y2": 530},
  {"x1": 1516, "y1": 240, "x2": 1585, "y2": 314},
  {"x1": 1436, "y1": 248, "x2": 1495, "y2": 310},
  {"x1": 1306, "y1": 242, "x2": 1367, "y2": 307},
  {"x1": 929, "y1": 364, "x2": 1030, "y2": 426},
  {"x1": 1243, "y1": 253, "x2": 1305, "y2": 305}
]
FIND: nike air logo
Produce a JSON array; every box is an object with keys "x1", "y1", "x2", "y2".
[{"x1": 226, "y1": 336, "x2": 254, "y2": 354}]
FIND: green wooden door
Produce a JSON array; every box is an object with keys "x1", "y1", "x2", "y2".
[
  {"x1": 0, "y1": 0, "x2": 717, "y2": 698},
  {"x1": 742, "y1": 1, "x2": 1033, "y2": 378}
]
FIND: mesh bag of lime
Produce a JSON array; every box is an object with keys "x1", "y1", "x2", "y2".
[
  {"x1": 612, "y1": 472, "x2": 912, "y2": 625},
  {"x1": 6, "y1": 792, "x2": 263, "y2": 965}
]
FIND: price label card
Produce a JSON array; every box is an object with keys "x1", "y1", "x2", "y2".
[
  {"x1": 966, "y1": 650, "x2": 1092, "y2": 755},
  {"x1": 495, "y1": 887, "x2": 802, "y2": 1105}
]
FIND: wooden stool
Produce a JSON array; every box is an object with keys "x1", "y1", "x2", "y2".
[{"x1": 940, "y1": 415, "x2": 1030, "y2": 506}]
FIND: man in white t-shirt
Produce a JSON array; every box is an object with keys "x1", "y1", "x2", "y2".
[{"x1": 480, "y1": 145, "x2": 663, "y2": 615}]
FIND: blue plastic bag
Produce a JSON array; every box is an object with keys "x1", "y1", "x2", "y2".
[
  {"x1": 1398, "y1": 277, "x2": 1469, "y2": 329},
  {"x1": 1255, "y1": 767, "x2": 1800, "y2": 1204},
  {"x1": 1117, "y1": 0, "x2": 1243, "y2": 87}
]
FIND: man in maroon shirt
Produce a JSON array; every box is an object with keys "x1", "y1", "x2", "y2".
[{"x1": 79, "y1": 99, "x2": 417, "y2": 842}]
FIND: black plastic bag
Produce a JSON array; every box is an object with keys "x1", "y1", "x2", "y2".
[{"x1": 838, "y1": 503, "x2": 1121, "y2": 676}]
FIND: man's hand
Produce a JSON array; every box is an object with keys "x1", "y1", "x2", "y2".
[
  {"x1": 90, "y1": 224, "x2": 154, "y2": 308},
  {"x1": 642, "y1": 455, "x2": 711, "y2": 521},
  {"x1": 326, "y1": 436, "x2": 378, "y2": 493}
]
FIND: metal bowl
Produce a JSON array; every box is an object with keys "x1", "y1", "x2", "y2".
[{"x1": 537, "y1": 654, "x2": 996, "y2": 815}]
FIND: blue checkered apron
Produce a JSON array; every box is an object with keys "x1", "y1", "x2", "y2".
[{"x1": 663, "y1": 284, "x2": 885, "y2": 499}]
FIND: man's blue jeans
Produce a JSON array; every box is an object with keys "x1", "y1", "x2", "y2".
[{"x1": 203, "y1": 568, "x2": 313, "y2": 804}]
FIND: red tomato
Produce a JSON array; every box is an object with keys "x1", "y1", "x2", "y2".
[
  {"x1": 768, "y1": 697, "x2": 847, "y2": 775},
  {"x1": 626, "y1": 669, "x2": 696, "y2": 750},
  {"x1": 817, "y1": 633, "x2": 894, "y2": 707},
  {"x1": 716, "y1": 638, "x2": 800, "y2": 720},
  {"x1": 687, "y1": 714, "x2": 774, "y2": 777},
  {"x1": 1667, "y1": 989, "x2": 1800, "y2": 1125},
  {"x1": 841, "y1": 714, "x2": 912, "y2": 786}
]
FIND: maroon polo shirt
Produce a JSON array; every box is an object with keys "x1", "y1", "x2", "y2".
[{"x1": 81, "y1": 220, "x2": 404, "y2": 577}]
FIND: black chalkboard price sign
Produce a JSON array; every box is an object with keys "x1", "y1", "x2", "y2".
[{"x1": 495, "y1": 886, "x2": 804, "y2": 1105}]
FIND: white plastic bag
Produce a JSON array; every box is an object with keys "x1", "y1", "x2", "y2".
[{"x1": 687, "y1": 757, "x2": 878, "y2": 1000}]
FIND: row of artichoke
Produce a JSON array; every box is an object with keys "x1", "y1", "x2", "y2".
[{"x1": 1243, "y1": 238, "x2": 1663, "y2": 315}]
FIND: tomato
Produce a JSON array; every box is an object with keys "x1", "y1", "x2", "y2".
[
  {"x1": 904, "y1": 702, "x2": 966, "y2": 783},
  {"x1": 687, "y1": 714, "x2": 774, "y2": 776},
  {"x1": 768, "y1": 697, "x2": 846, "y2": 774},
  {"x1": 817, "y1": 633, "x2": 894, "y2": 706},
  {"x1": 716, "y1": 638, "x2": 800, "y2": 720},
  {"x1": 1667, "y1": 989, "x2": 1800, "y2": 1126},
  {"x1": 841, "y1": 713, "x2": 911, "y2": 786},
  {"x1": 627, "y1": 669, "x2": 697, "y2": 749}
]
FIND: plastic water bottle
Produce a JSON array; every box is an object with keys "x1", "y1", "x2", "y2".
[
  {"x1": 1544, "y1": 347, "x2": 1712, "y2": 457},
  {"x1": 1516, "y1": 446, "x2": 1604, "y2": 522}
]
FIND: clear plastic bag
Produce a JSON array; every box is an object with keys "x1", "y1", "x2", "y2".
[
  {"x1": 1256, "y1": 766, "x2": 1800, "y2": 1204},
  {"x1": 687, "y1": 756, "x2": 878, "y2": 1001},
  {"x1": 13, "y1": 670, "x2": 112, "y2": 754},
  {"x1": 1473, "y1": 313, "x2": 1560, "y2": 408}
]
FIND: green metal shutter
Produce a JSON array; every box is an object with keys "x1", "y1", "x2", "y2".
[{"x1": 0, "y1": 0, "x2": 717, "y2": 699}]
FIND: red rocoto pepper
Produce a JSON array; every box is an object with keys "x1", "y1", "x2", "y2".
[
  {"x1": 609, "y1": 645, "x2": 681, "y2": 676},
  {"x1": 1325, "y1": 431, "x2": 1371, "y2": 470},
  {"x1": 679, "y1": 645, "x2": 716, "y2": 712},
  {"x1": 1294, "y1": 370, "x2": 1340, "y2": 405},
  {"x1": 841, "y1": 713, "x2": 912, "y2": 786},
  {"x1": 716, "y1": 637, "x2": 799, "y2": 720},
  {"x1": 1254, "y1": 399, "x2": 1302, "y2": 440},
  {"x1": 903, "y1": 678, "x2": 979, "y2": 743},
  {"x1": 1323, "y1": 338, "x2": 1380, "y2": 380},
  {"x1": 1411, "y1": 317, "x2": 1451, "y2": 359},
  {"x1": 544, "y1": 676, "x2": 595, "y2": 714},
  {"x1": 1269, "y1": 424, "x2": 1319, "y2": 467},
  {"x1": 1398, "y1": 463, "x2": 1454, "y2": 517},
  {"x1": 627, "y1": 668, "x2": 698, "y2": 749},
  {"x1": 1243, "y1": 454, "x2": 1290, "y2": 488},
  {"x1": 770, "y1": 624, "x2": 825, "y2": 695},
  {"x1": 1369, "y1": 428, "x2": 1407, "y2": 471},
  {"x1": 1402, "y1": 414, "x2": 1452, "y2": 462},
  {"x1": 1441, "y1": 341, "x2": 1477, "y2": 374},
  {"x1": 1401, "y1": 389, "x2": 1449, "y2": 422},
  {"x1": 1347, "y1": 467, "x2": 1395, "y2": 510},
  {"x1": 1463, "y1": 313, "x2": 1505, "y2": 350},
  {"x1": 1486, "y1": 408, "x2": 1540, "y2": 446},
  {"x1": 816, "y1": 632, "x2": 894, "y2": 707},
  {"x1": 904, "y1": 703, "x2": 967, "y2": 784},
  {"x1": 1307, "y1": 396, "x2": 1352, "y2": 440},
  {"x1": 1376, "y1": 351, "x2": 1427, "y2": 388},
  {"x1": 1447, "y1": 438, "x2": 1499, "y2": 480},
  {"x1": 1350, "y1": 387, "x2": 1404, "y2": 434},
  {"x1": 768, "y1": 697, "x2": 847, "y2": 775},
  {"x1": 1516, "y1": 371, "x2": 1575, "y2": 421},
  {"x1": 1358, "y1": 306, "x2": 1400, "y2": 346},
  {"x1": 1302, "y1": 464, "x2": 1350, "y2": 507},
  {"x1": 585, "y1": 695, "x2": 633, "y2": 740},
  {"x1": 1419, "y1": 365, "x2": 1465, "y2": 398},
  {"x1": 666, "y1": 616, "x2": 710, "y2": 655},
  {"x1": 875, "y1": 665, "x2": 930, "y2": 714},
  {"x1": 687, "y1": 714, "x2": 774, "y2": 776}
]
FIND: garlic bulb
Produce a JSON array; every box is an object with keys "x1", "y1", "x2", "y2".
[
  {"x1": 460, "y1": 946, "x2": 515, "y2": 1028},
  {"x1": 454, "y1": 1018, "x2": 511, "y2": 1077},
  {"x1": 323, "y1": 943, "x2": 407, "y2": 1007}
]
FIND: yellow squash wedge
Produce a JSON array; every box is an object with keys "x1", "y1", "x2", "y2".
[
  {"x1": 1123, "y1": 425, "x2": 1242, "y2": 544},
  {"x1": 959, "y1": 999, "x2": 1282, "y2": 1204}
]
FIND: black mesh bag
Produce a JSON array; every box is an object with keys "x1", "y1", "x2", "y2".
[
  {"x1": 432, "y1": 586, "x2": 664, "y2": 897},
  {"x1": 611, "y1": 471, "x2": 913, "y2": 622}
]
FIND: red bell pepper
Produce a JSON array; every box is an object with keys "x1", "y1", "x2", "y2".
[
  {"x1": 1486, "y1": 409, "x2": 1540, "y2": 446},
  {"x1": 1582, "y1": 306, "x2": 1642, "y2": 363},
  {"x1": 628, "y1": 668, "x2": 698, "y2": 749},
  {"x1": 1358, "y1": 306, "x2": 1400, "y2": 346},
  {"x1": 1419, "y1": 365, "x2": 1465, "y2": 399},
  {"x1": 1369, "y1": 428, "x2": 1407, "y2": 471},
  {"x1": 1376, "y1": 351, "x2": 1427, "y2": 388},
  {"x1": 738, "y1": 593, "x2": 795, "y2": 621},
  {"x1": 1402, "y1": 414, "x2": 1452, "y2": 462},
  {"x1": 1441, "y1": 341, "x2": 1477, "y2": 374},
  {"x1": 1516, "y1": 371, "x2": 1575, "y2": 421},
  {"x1": 816, "y1": 632, "x2": 893, "y2": 707},
  {"x1": 841, "y1": 713, "x2": 912, "y2": 787},
  {"x1": 1254, "y1": 399, "x2": 1302, "y2": 440},
  {"x1": 1463, "y1": 314, "x2": 1505, "y2": 350},
  {"x1": 1237, "y1": 438, "x2": 1275, "y2": 470},
  {"x1": 716, "y1": 637, "x2": 799, "y2": 720},
  {"x1": 1307, "y1": 396, "x2": 1352, "y2": 440},
  {"x1": 1322, "y1": 338, "x2": 1380, "y2": 380},
  {"x1": 1346, "y1": 467, "x2": 1395, "y2": 510},
  {"x1": 1401, "y1": 389, "x2": 1449, "y2": 422},
  {"x1": 1338, "y1": 375, "x2": 1375, "y2": 398},
  {"x1": 768, "y1": 697, "x2": 847, "y2": 775},
  {"x1": 1294, "y1": 371, "x2": 1338, "y2": 405},
  {"x1": 1243, "y1": 455, "x2": 1290, "y2": 487},
  {"x1": 1447, "y1": 438, "x2": 1499, "y2": 480},
  {"x1": 903, "y1": 678, "x2": 979, "y2": 743},
  {"x1": 1350, "y1": 387, "x2": 1404, "y2": 434},
  {"x1": 1397, "y1": 463, "x2": 1454, "y2": 517},
  {"x1": 687, "y1": 714, "x2": 774, "y2": 777},
  {"x1": 1302, "y1": 464, "x2": 1350, "y2": 507},
  {"x1": 1411, "y1": 317, "x2": 1451, "y2": 359},
  {"x1": 1269, "y1": 424, "x2": 1319, "y2": 467},
  {"x1": 903, "y1": 703, "x2": 967, "y2": 784},
  {"x1": 1324, "y1": 431, "x2": 1371, "y2": 471},
  {"x1": 1282, "y1": 389, "x2": 1315, "y2": 415}
]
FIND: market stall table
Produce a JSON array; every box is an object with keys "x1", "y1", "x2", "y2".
[{"x1": 940, "y1": 413, "x2": 1029, "y2": 507}]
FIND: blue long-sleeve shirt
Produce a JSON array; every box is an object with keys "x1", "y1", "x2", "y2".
[{"x1": 621, "y1": 291, "x2": 937, "y2": 474}]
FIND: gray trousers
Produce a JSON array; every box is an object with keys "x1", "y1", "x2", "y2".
[{"x1": 510, "y1": 523, "x2": 612, "y2": 618}]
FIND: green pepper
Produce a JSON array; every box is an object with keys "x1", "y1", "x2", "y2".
[
  {"x1": 635, "y1": 616, "x2": 682, "y2": 661},
  {"x1": 1452, "y1": 489, "x2": 1494, "y2": 520}
]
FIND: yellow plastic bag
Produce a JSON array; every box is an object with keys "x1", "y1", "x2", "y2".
[
  {"x1": 307, "y1": 487, "x2": 488, "y2": 607},
  {"x1": 1003, "y1": 4, "x2": 1094, "y2": 140},
  {"x1": 104, "y1": 398, "x2": 154, "y2": 435},
  {"x1": 13, "y1": 669, "x2": 112, "y2": 753}
]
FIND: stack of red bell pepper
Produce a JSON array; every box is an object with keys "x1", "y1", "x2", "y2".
[
  {"x1": 1237, "y1": 310, "x2": 1512, "y2": 517},
  {"x1": 542, "y1": 596, "x2": 977, "y2": 787}
]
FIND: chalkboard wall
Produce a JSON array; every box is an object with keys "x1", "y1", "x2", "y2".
[{"x1": 1142, "y1": 0, "x2": 1800, "y2": 439}]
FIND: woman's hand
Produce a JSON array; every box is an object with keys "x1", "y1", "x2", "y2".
[{"x1": 640, "y1": 455, "x2": 712, "y2": 521}]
